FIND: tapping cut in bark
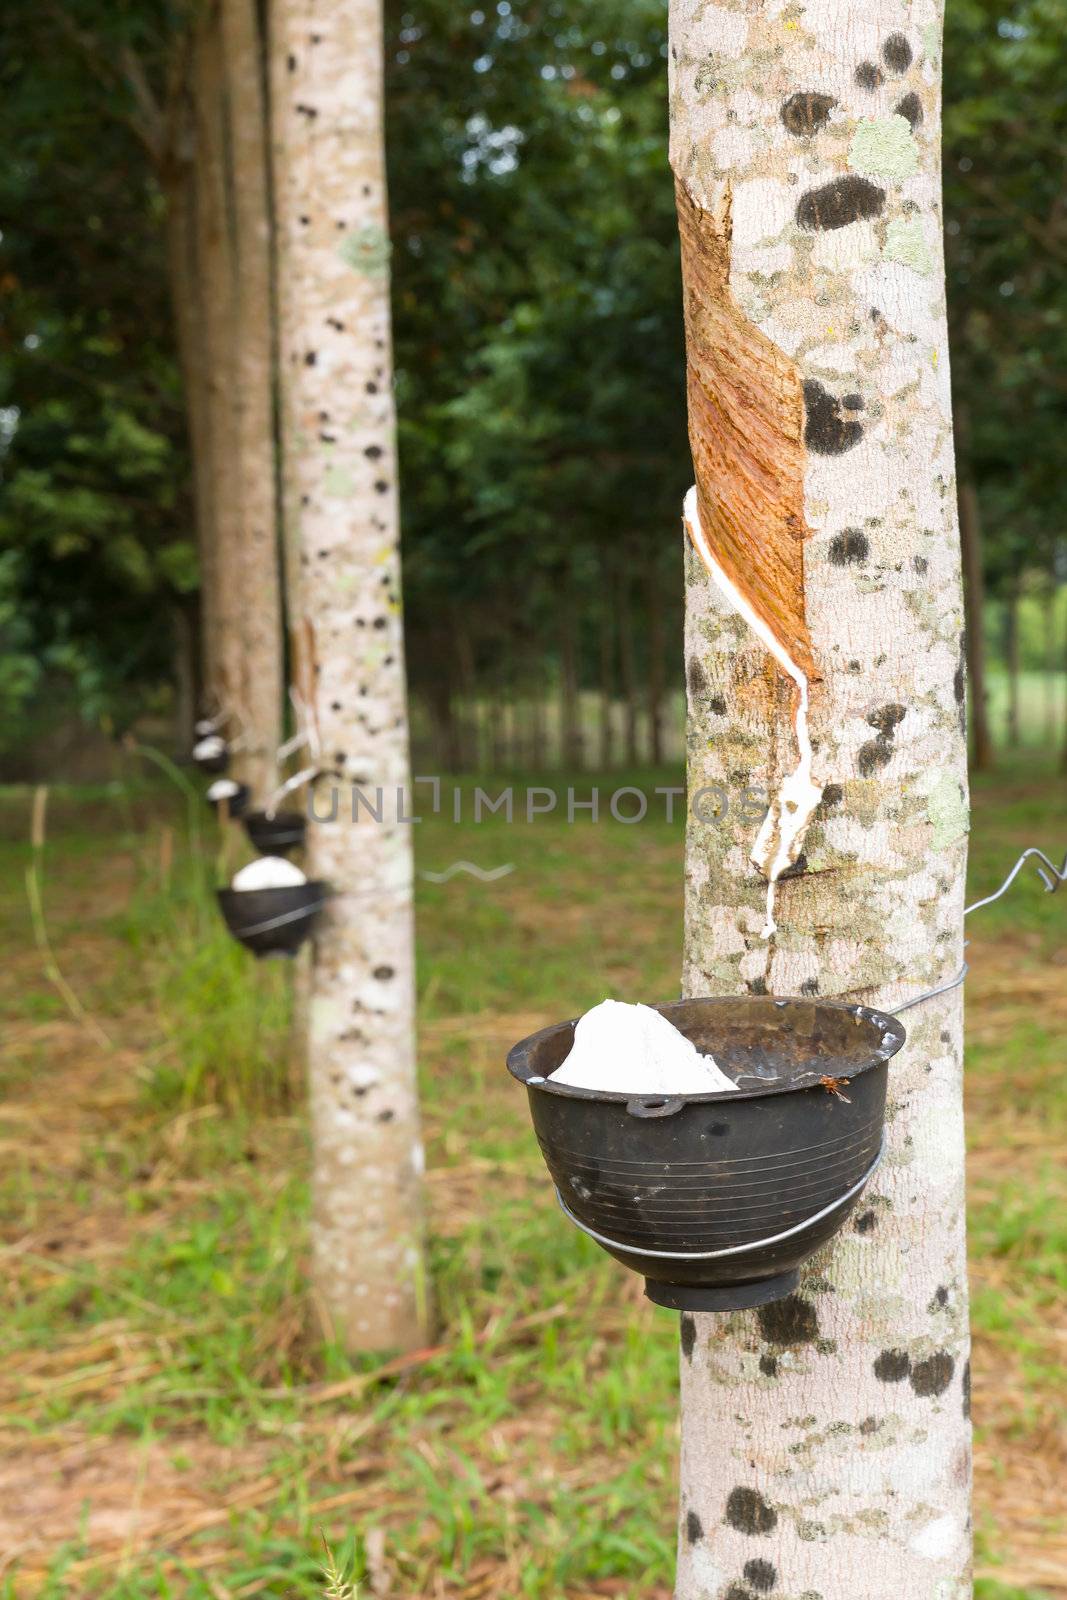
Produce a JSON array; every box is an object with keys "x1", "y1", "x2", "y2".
[{"x1": 675, "y1": 178, "x2": 818, "y2": 684}]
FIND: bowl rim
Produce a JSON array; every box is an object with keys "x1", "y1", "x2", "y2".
[{"x1": 506, "y1": 994, "x2": 906, "y2": 1106}]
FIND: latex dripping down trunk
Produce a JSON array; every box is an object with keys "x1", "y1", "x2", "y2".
[{"x1": 682, "y1": 487, "x2": 822, "y2": 937}]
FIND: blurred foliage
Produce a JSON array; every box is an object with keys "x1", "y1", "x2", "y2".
[
  {"x1": 0, "y1": 0, "x2": 1064, "y2": 752},
  {"x1": 944, "y1": 0, "x2": 1067, "y2": 594}
]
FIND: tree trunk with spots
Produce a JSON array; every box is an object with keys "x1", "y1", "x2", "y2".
[
  {"x1": 272, "y1": 0, "x2": 429, "y2": 1354},
  {"x1": 671, "y1": 4, "x2": 971, "y2": 1598},
  {"x1": 220, "y1": 0, "x2": 284, "y2": 798}
]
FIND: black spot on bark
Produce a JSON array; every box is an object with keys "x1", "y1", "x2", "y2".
[
  {"x1": 680, "y1": 1313, "x2": 696, "y2": 1360},
  {"x1": 882, "y1": 32, "x2": 913, "y2": 72},
  {"x1": 855, "y1": 1208, "x2": 877, "y2": 1234},
  {"x1": 913, "y1": 554, "x2": 928, "y2": 574},
  {"x1": 778, "y1": 852, "x2": 808, "y2": 880},
  {"x1": 933, "y1": 1285, "x2": 949, "y2": 1308},
  {"x1": 799, "y1": 977, "x2": 819, "y2": 996},
  {"x1": 855, "y1": 61, "x2": 884, "y2": 89},
  {"x1": 304, "y1": 351, "x2": 317, "y2": 365},
  {"x1": 859, "y1": 1415, "x2": 880, "y2": 1435},
  {"x1": 780, "y1": 91, "x2": 837, "y2": 136},
  {"x1": 829, "y1": 528, "x2": 870, "y2": 566},
  {"x1": 725, "y1": 1487, "x2": 777, "y2": 1536},
  {"x1": 687, "y1": 655, "x2": 707, "y2": 697},
  {"x1": 748, "y1": 977, "x2": 769, "y2": 996},
  {"x1": 758, "y1": 1294, "x2": 819, "y2": 1347},
  {"x1": 366, "y1": 380, "x2": 378, "y2": 392},
  {"x1": 709, "y1": 694, "x2": 727, "y2": 714},
  {"x1": 796, "y1": 175, "x2": 885, "y2": 231},
  {"x1": 365, "y1": 444, "x2": 383, "y2": 459},
  {"x1": 895, "y1": 91, "x2": 923, "y2": 128},
  {"x1": 743, "y1": 1559, "x2": 777, "y2": 1593},
  {"x1": 759, "y1": 1353, "x2": 778, "y2": 1377},
  {"x1": 373, "y1": 965, "x2": 395, "y2": 980},
  {"x1": 910, "y1": 1351, "x2": 955, "y2": 1397},
  {"x1": 867, "y1": 703, "x2": 906, "y2": 738},
  {"x1": 287, "y1": 53, "x2": 297, "y2": 70},
  {"x1": 375, "y1": 479, "x2": 389, "y2": 494},
  {"x1": 874, "y1": 1348, "x2": 912, "y2": 1382},
  {"x1": 858, "y1": 739, "x2": 892, "y2": 776},
  {"x1": 376, "y1": 1108, "x2": 395, "y2": 1122},
  {"x1": 803, "y1": 380, "x2": 865, "y2": 455},
  {"x1": 724, "y1": 1588, "x2": 752, "y2": 1600},
  {"x1": 962, "y1": 1358, "x2": 971, "y2": 1418},
  {"x1": 373, "y1": 616, "x2": 388, "y2": 629},
  {"x1": 686, "y1": 1510, "x2": 704, "y2": 1544},
  {"x1": 819, "y1": 782, "x2": 844, "y2": 811}
]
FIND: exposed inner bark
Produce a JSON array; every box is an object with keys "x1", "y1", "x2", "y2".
[{"x1": 675, "y1": 178, "x2": 818, "y2": 681}]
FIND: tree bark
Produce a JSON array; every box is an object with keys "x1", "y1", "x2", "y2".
[
  {"x1": 220, "y1": 0, "x2": 284, "y2": 797},
  {"x1": 162, "y1": 95, "x2": 220, "y2": 702},
  {"x1": 272, "y1": 0, "x2": 429, "y2": 1354},
  {"x1": 956, "y1": 407, "x2": 994, "y2": 772},
  {"x1": 192, "y1": 6, "x2": 244, "y2": 729},
  {"x1": 671, "y1": 5, "x2": 971, "y2": 1598}
]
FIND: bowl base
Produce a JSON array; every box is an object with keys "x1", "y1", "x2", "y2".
[{"x1": 644, "y1": 1269, "x2": 799, "y2": 1313}]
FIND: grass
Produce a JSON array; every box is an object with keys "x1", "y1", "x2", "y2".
[{"x1": 0, "y1": 758, "x2": 1063, "y2": 1597}]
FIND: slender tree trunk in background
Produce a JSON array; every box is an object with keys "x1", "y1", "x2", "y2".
[
  {"x1": 559, "y1": 572, "x2": 581, "y2": 769},
  {"x1": 163, "y1": 104, "x2": 221, "y2": 703},
  {"x1": 171, "y1": 602, "x2": 199, "y2": 753},
  {"x1": 616, "y1": 568, "x2": 639, "y2": 766},
  {"x1": 272, "y1": 0, "x2": 429, "y2": 1354},
  {"x1": 647, "y1": 554, "x2": 665, "y2": 765},
  {"x1": 530, "y1": 680, "x2": 546, "y2": 771},
  {"x1": 598, "y1": 587, "x2": 615, "y2": 770},
  {"x1": 1044, "y1": 589, "x2": 1057, "y2": 744},
  {"x1": 454, "y1": 620, "x2": 477, "y2": 770},
  {"x1": 671, "y1": 5, "x2": 971, "y2": 1597},
  {"x1": 193, "y1": 7, "x2": 244, "y2": 728},
  {"x1": 1006, "y1": 585, "x2": 1021, "y2": 746},
  {"x1": 956, "y1": 408, "x2": 993, "y2": 771},
  {"x1": 221, "y1": 0, "x2": 283, "y2": 797}
]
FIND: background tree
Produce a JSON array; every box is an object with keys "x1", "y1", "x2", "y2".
[
  {"x1": 671, "y1": 2, "x2": 972, "y2": 1595},
  {"x1": 272, "y1": 0, "x2": 429, "y2": 1354}
]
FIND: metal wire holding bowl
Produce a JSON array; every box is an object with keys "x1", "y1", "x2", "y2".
[{"x1": 896, "y1": 845, "x2": 1065, "y2": 1013}]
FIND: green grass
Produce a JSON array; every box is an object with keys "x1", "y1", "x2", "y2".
[{"x1": 0, "y1": 759, "x2": 1063, "y2": 1596}]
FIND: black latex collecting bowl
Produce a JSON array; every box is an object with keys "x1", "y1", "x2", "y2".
[
  {"x1": 507, "y1": 996, "x2": 906, "y2": 1312},
  {"x1": 208, "y1": 783, "x2": 251, "y2": 818},
  {"x1": 217, "y1": 882, "x2": 326, "y2": 958},
  {"x1": 194, "y1": 748, "x2": 230, "y2": 776},
  {"x1": 242, "y1": 810, "x2": 307, "y2": 857}
]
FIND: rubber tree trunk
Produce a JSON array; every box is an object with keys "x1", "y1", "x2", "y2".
[
  {"x1": 272, "y1": 0, "x2": 429, "y2": 1354},
  {"x1": 956, "y1": 407, "x2": 994, "y2": 772},
  {"x1": 193, "y1": 9, "x2": 244, "y2": 729},
  {"x1": 163, "y1": 92, "x2": 221, "y2": 702},
  {"x1": 221, "y1": 0, "x2": 284, "y2": 797},
  {"x1": 671, "y1": 5, "x2": 972, "y2": 1597}
]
